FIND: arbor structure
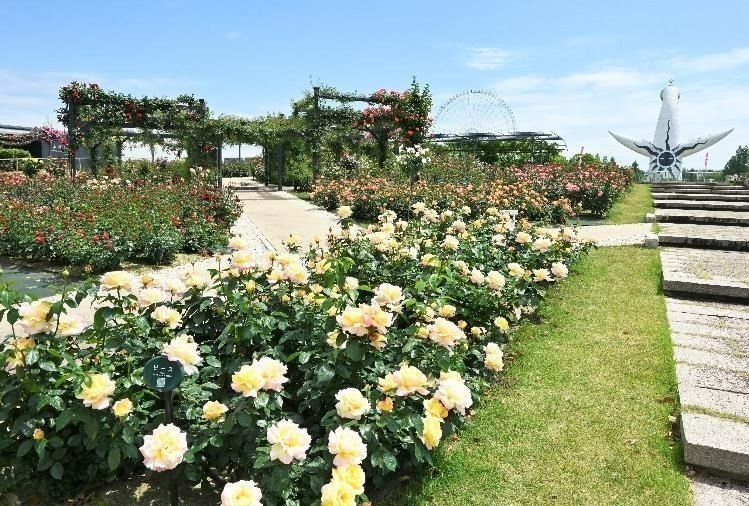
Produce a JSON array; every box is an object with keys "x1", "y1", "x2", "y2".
[{"x1": 57, "y1": 82, "x2": 211, "y2": 175}]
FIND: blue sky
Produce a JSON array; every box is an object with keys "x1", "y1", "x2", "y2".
[{"x1": 2, "y1": 0, "x2": 748, "y2": 167}]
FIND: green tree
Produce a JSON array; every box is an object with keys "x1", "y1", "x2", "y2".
[{"x1": 724, "y1": 145, "x2": 749, "y2": 175}]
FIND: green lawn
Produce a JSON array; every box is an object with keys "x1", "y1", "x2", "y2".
[
  {"x1": 604, "y1": 184, "x2": 654, "y2": 224},
  {"x1": 381, "y1": 247, "x2": 691, "y2": 506}
]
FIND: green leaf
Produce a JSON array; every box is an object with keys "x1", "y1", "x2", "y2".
[
  {"x1": 83, "y1": 419, "x2": 98, "y2": 440},
  {"x1": 39, "y1": 361, "x2": 56, "y2": 372},
  {"x1": 345, "y1": 341, "x2": 363, "y2": 361},
  {"x1": 55, "y1": 408, "x2": 75, "y2": 430},
  {"x1": 108, "y1": 447, "x2": 121, "y2": 471},
  {"x1": 16, "y1": 439, "x2": 34, "y2": 457},
  {"x1": 298, "y1": 351, "x2": 311, "y2": 364},
  {"x1": 206, "y1": 356, "x2": 221, "y2": 367},
  {"x1": 371, "y1": 447, "x2": 398, "y2": 472},
  {"x1": 254, "y1": 392, "x2": 269, "y2": 408},
  {"x1": 35, "y1": 439, "x2": 47, "y2": 458},
  {"x1": 50, "y1": 462, "x2": 64, "y2": 480},
  {"x1": 24, "y1": 348, "x2": 39, "y2": 366},
  {"x1": 316, "y1": 364, "x2": 335, "y2": 383},
  {"x1": 122, "y1": 425, "x2": 135, "y2": 444}
]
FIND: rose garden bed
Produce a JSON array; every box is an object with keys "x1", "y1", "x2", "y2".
[
  {"x1": 0, "y1": 204, "x2": 590, "y2": 505},
  {"x1": 0, "y1": 169, "x2": 240, "y2": 274}
]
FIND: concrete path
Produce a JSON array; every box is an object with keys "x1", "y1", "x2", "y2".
[{"x1": 576, "y1": 222, "x2": 654, "y2": 246}]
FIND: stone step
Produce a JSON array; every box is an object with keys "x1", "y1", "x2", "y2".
[
  {"x1": 661, "y1": 248, "x2": 749, "y2": 301},
  {"x1": 651, "y1": 184, "x2": 745, "y2": 190},
  {"x1": 654, "y1": 209, "x2": 749, "y2": 227},
  {"x1": 666, "y1": 297, "x2": 749, "y2": 479},
  {"x1": 652, "y1": 188, "x2": 749, "y2": 195},
  {"x1": 658, "y1": 224, "x2": 749, "y2": 251},
  {"x1": 654, "y1": 200, "x2": 749, "y2": 212},
  {"x1": 653, "y1": 192, "x2": 749, "y2": 202}
]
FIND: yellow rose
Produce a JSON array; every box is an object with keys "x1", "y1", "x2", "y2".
[
  {"x1": 256, "y1": 356, "x2": 288, "y2": 392},
  {"x1": 377, "y1": 397, "x2": 394, "y2": 412},
  {"x1": 33, "y1": 428, "x2": 45, "y2": 441},
  {"x1": 423, "y1": 397, "x2": 448, "y2": 419},
  {"x1": 533, "y1": 268, "x2": 552, "y2": 283},
  {"x1": 112, "y1": 398, "x2": 134, "y2": 418},
  {"x1": 320, "y1": 478, "x2": 357, "y2": 506},
  {"x1": 507, "y1": 262, "x2": 525, "y2": 278},
  {"x1": 267, "y1": 419, "x2": 311, "y2": 464},
  {"x1": 332, "y1": 464, "x2": 366, "y2": 496},
  {"x1": 203, "y1": 401, "x2": 229, "y2": 421},
  {"x1": 337, "y1": 206, "x2": 353, "y2": 219},
  {"x1": 435, "y1": 377, "x2": 473, "y2": 415},
  {"x1": 100, "y1": 270, "x2": 136, "y2": 292},
  {"x1": 390, "y1": 364, "x2": 429, "y2": 396},
  {"x1": 76, "y1": 373, "x2": 116, "y2": 410},
  {"x1": 17, "y1": 300, "x2": 52, "y2": 335},
  {"x1": 428, "y1": 317, "x2": 466, "y2": 348},
  {"x1": 337, "y1": 306, "x2": 368, "y2": 337},
  {"x1": 150, "y1": 306, "x2": 182, "y2": 330},
  {"x1": 372, "y1": 283, "x2": 404, "y2": 308},
  {"x1": 515, "y1": 232, "x2": 532, "y2": 244},
  {"x1": 420, "y1": 415, "x2": 443, "y2": 450},
  {"x1": 438, "y1": 304, "x2": 457, "y2": 318},
  {"x1": 231, "y1": 364, "x2": 266, "y2": 397},
  {"x1": 494, "y1": 316, "x2": 509, "y2": 331}
]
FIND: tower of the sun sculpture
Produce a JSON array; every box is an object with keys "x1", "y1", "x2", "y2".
[{"x1": 609, "y1": 82, "x2": 733, "y2": 181}]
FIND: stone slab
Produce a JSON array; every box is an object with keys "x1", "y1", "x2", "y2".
[
  {"x1": 655, "y1": 209, "x2": 749, "y2": 226},
  {"x1": 677, "y1": 363, "x2": 749, "y2": 395},
  {"x1": 691, "y1": 470, "x2": 749, "y2": 506},
  {"x1": 652, "y1": 188, "x2": 749, "y2": 195},
  {"x1": 667, "y1": 299, "x2": 749, "y2": 320},
  {"x1": 659, "y1": 224, "x2": 749, "y2": 251},
  {"x1": 661, "y1": 248, "x2": 749, "y2": 301},
  {"x1": 679, "y1": 384, "x2": 749, "y2": 419},
  {"x1": 654, "y1": 200, "x2": 749, "y2": 211},
  {"x1": 681, "y1": 413, "x2": 749, "y2": 479},
  {"x1": 672, "y1": 333, "x2": 745, "y2": 357},
  {"x1": 675, "y1": 346, "x2": 749, "y2": 372},
  {"x1": 653, "y1": 192, "x2": 749, "y2": 202}
]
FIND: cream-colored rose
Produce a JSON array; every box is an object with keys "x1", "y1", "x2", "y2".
[
  {"x1": 203, "y1": 400, "x2": 229, "y2": 421},
  {"x1": 438, "y1": 304, "x2": 456, "y2": 318},
  {"x1": 343, "y1": 276, "x2": 359, "y2": 291},
  {"x1": 112, "y1": 398, "x2": 134, "y2": 418},
  {"x1": 228, "y1": 236, "x2": 249, "y2": 251},
  {"x1": 428, "y1": 317, "x2": 466, "y2": 348},
  {"x1": 54, "y1": 313, "x2": 86, "y2": 337},
  {"x1": 485, "y1": 271, "x2": 506, "y2": 291},
  {"x1": 221, "y1": 480, "x2": 263, "y2": 506},
  {"x1": 256, "y1": 356, "x2": 288, "y2": 392},
  {"x1": 421, "y1": 254, "x2": 439, "y2": 267},
  {"x1": 150, "y1": 306, "x2": 182, "y2": 329},
  {"x1": 337, "y1": 206, "x2": 353, "y2": 219},
  {"x1": 335, "y1": 388, "x2": 371, "y2": 420},
  {"x1": 182, "y1": 265, "x2": 212, "y2": 289},
  {"x1": 532, "y1": 237, "x2": 553, "y2": 253},
  {"x1": 435, "y1": 377, "x2": 473, "y2": 415},
  {"x1": 372, "y1": 283, "x2": 404, "y2": 308},
  {"x1": 231, "y1": 363, "x2": 266, "y2": 397},
  {"x1": 232, "y1": 249, "x2": 256, "y2": 270},
  {"x1": 533, "y1": 268, "x2": 552, "y2": 282},
  {"x1": 337, "y1": 306, "x2": 368, "y2": 337},
  {"x1": 515, "y1": 232, "x2": 532, "y2": 244},
  {"x1": 33, "y1": 428, "x2": 45, "y2": 441},
  {"x1": 442, "y1": 235, "x2": 459, "y2": 251},
  {"x1": 377, "y1": 397, "x2": 394, "y2": 412},
  {"x1": 267, "y1": 419, "x2": 311, "y2": 464},
  {"x1": 328, "y1": 426, "x2": 367, "y2": 467},
  {"x1": 285, "y1": 263, "x2": 310, "y2": 285},
  {"x1": 469, "y1": 269, "x2": 485, "y2": 285},
  {"x1": 361, "y1": 303, "x2": 393, "y2": 335},
  {"x1": 17, "y1": 300, "x2": 52, "y2": 335},
  {"x1": 100, "y1": 271, "x2": 136, "y2": 293},
  {"x1": 76, "y1": 373, "x2": 116, "y2": 410},
  {"x1": 507, "y1": 262, "x2": 525, "y2": 278},
  {"x1": 139, "y1": 423, "x2": 187, "y2": 472},
  {"x1": 389, "y1": 364, "x2": 429, "y2": 396},
  {"x1": 162, "y1": 276, "x2": 187, "y2": 297},
  {"x1": 551, "y1": 262, "x2": 569, "y2": 279},
  {"x1": 162, "y1": 335, "x2": 201, "y2": 375},
  {"x1": 137, "y1": 287, "x2": 167, "y2": 306}
]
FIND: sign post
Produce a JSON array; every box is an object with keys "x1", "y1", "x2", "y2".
[{"x1": 143, "y1": 356, "x2": 185, "y2": 506}]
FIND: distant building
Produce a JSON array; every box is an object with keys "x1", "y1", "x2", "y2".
[{"x1": 0, "y1": 124, "x2": 91, "y2": 165}]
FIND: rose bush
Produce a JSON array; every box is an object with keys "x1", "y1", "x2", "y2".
[
  {"x1": 0, "y1": 204, "x2": 590, "y2": 504},
  {"x1": 0, "y1": 168, "x2": 241, "y2": 272},
  {"x1": 312, "y1": 153, "x2": 634, "y2": 222}
]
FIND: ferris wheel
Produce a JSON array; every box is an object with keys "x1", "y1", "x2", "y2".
[{"x1": 431, "y1": 90, "x2": 516, "y2": 137}]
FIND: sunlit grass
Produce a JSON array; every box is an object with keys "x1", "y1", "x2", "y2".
[{"x1": 605, "y1": 184, "x2": 654, "y2": 224}]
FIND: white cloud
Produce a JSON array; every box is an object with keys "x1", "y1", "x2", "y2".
[
  {"x1": 672, "y1": 47, "x2": 749, "y2": 72},
  {"x1": 464, "y1": 47, "x2": 519, "y2": 70}
]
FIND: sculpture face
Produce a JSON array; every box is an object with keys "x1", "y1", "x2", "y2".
[{"x1": 657, "y1": 150, "x2": 675, "y2": 168}]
